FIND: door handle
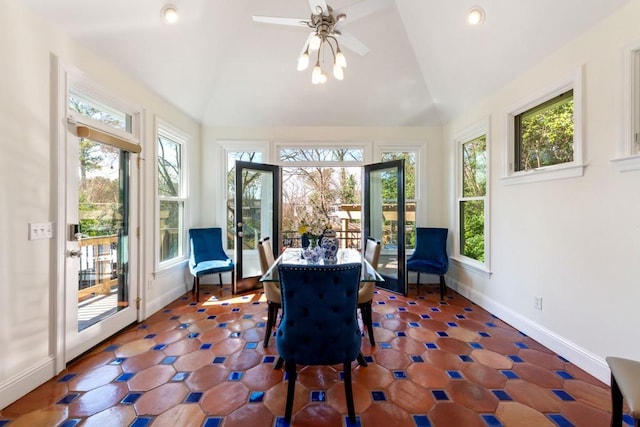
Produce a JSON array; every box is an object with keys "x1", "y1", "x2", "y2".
[{"x1": 67, "y1": 249, "x2": 82, "y2": 258}]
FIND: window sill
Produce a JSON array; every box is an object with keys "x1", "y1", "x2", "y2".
[
  {"x1": 154, "y1": 258, "x2": 188, "y2": 279},
  {"x1": 502, "y1": 163, "x2": 585, "y2": 185},
  {"x1": 611, "y1": 155, "x2": 640, "y2": 172},
  {"x1": 450, "y1": 257, "x2": 492, "y2": 278}
]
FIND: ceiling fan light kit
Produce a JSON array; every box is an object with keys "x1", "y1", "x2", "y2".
[
  {"x1": 252, "y1": 0, "x2": 392, "y2": 85},
  {"x1": 297, "y1": 5, "x2": 347, "y2": 84}
]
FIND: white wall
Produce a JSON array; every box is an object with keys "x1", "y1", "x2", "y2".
[
  {"x1": 0, "y1": 1, "x2": 200, "y2": 408},
  {"x1": 442, "y1": 0, "x2": 640, "y2": 383}
]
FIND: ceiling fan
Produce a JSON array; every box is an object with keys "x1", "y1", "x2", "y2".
[{"x1": 252, "y1": 0, "x2": 392, "y2": 84}]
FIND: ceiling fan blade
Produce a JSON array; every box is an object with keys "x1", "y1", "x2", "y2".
[
  {"x1": 252, "y1": 16, "x2": 309, "y2": 27},
  {"x1": 334, "y1": 0, "x2": 393, "y2": 24},
  {"x1": 335, "y1": 30, "x2": 370, "y2": 56},
  {"x1": 308, "y1": 0, "x2": 329, "y2": 15}
]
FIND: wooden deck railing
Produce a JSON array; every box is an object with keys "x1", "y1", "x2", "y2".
[{"x1": 77, "y1": 235, "x2": 118, "y2": 301}]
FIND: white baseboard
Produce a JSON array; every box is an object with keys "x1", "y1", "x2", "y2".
[
  {"x1": 449, "y1": 277, "x2": 610, "y2": 385},
  {"x1": 145, "y1": 282, "x2": 190, "y2": 318},
  {"x1": 0, "y1": 356, "x2": 56, "y2": 409}
]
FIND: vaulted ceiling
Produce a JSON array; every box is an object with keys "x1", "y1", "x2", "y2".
[{"x1": 20, "y1": 0, "x2": 630, "y2": 127}]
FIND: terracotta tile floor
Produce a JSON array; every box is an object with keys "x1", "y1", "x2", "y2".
[{"x1": 0, "y1": 284, "x2": 626, "y2": 426}]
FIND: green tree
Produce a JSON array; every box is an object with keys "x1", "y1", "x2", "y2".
[
  {"x1": 461, "y1": 136, "x2": 486, "y2": 262},
  {"x1": 518, "y1": 94, "x2": 574, "y2": 170}
]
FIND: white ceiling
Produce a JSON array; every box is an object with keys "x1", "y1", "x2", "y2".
[{"x1": 20, "y1": 0, "x2": 630, "y2": 127}]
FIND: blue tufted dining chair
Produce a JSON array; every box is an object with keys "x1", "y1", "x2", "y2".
[
  {"x1": 407, "y1": 227, "x2": 449, "y2": 301},
  {"x1": 188, "y1": 228, "x2": 234, "y2": 302},
  {"x1": 275, "y1": 262, "x2": 366, "y2": 424}
]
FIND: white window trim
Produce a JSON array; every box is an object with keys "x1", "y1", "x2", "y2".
[
  {"x1": 155, "y1": 118, "x2": 190, "y2": 270},
  {"x1": 375, "y1": 141, "x2": 424, "y2": 205},
  {"x1": 67, "y1": 73, "x2": 142, "y2": 143},
  {"x1": 453, "y1": 118, "x2": 491, "y2": 275},
  {"x1": 612, "y1": 41, "x2": 640, "y2": 172},
  {"x1": 219, "y1": 140, "x2": 270, "y2": 201},
  {"x1": 219, "y1": 140, "x2": 271, "y2": 253},
  {"x1": 503, "y1": 66, "x2": 585, "y2": 185},
  {"x1": 274, "y1": 141, "x2": 369, "y2": 168}
]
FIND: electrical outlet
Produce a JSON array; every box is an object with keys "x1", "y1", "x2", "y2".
[
  {"x1": 29, "y1": 222, "x2": 53, "y2": 240},
  {"x1": 534, "y1": 296, "x2": 543, "y2": 311}
]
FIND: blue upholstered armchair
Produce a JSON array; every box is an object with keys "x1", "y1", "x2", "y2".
[
  {"x1": 275, "y1": 263, "x2": 366, "y2": 424},
  {"x1": 407, "y1": 227, "x2": 449, "y2": 301},
  {"x1": 188, "y1": 228, "x2": 234, "y2": 302}
]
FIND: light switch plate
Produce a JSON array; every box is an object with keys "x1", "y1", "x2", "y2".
[{"x1": 29, "y1": 222, "x2": 53, "y2": 240}]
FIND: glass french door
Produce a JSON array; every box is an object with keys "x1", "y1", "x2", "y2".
[
  {"x1": 65, "y1": 135, "x2": 138, "y2": 361},
  {"x1": 364, "y1": 160, "x2": 407, "y2": 295},
  {"x1": 234, "y1": 161, "x2": 280, "y2": 294}
]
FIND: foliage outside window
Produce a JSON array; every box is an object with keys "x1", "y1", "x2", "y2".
[
  {"x1": 460, "y1": 135, "x2": 487, "y2": 263},
  {"x1": 381, "y1": 151, "x2": 417, "y2": 249},
  {"x1": 226, "y1": 151, "x2": 263, "y2": 249},
  {"x1": 514, "y1": 90, "x2": 574, "y2": 172},
  {"x1": 69, "y1": 89, "x2": 132, "y2": 237},
  {"x1": 158, "y1": 126, "x2": 186, "y2": 264},
  {"x1": 280, "y1": 148, "x2": 363, "y2": 249}
]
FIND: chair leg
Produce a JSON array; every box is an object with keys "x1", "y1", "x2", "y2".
[
  {"x1": 218, "y1": 273, "x2": 223, "y2": 287},
  {"x1": 416, "y1": 273, "x2": 421, "y2": 294},
  {"x1": 284, "y1": 360, "x2": 297, "y2": 423},
  {"x1": 343, "y1": 361, "x2": 356, "y2": 423},
  {"x1": 610, "y1": 373, "x2": 623, "y2": 427},
  {"x1": 274, "y1": 356, "x2": 284, "y2": 370},
  {"x1": 194, "y1": 276, "x2": 200, "y2": 302},
  {"x1": 357, "y1": 352, "x2": 368, "y2": 367},
  {"x1": 264, "y1": 302, "x2": 279, "y2": 347},
  {"x1": 439, "y1": 275, "x2": 447, "y2": 301},
  {"x1": 360, "y1": 302, "x2": 375, "y2": 346}
]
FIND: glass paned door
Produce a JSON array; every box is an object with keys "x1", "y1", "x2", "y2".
[
  {"x1": 234, "y1": 161, "x2": 280, "y2": 293},
  {"x1": 364, "y1": 160, "x2": 406, "y2": 295},
  {"x1": 65, "y1": 136, "x2": 137, "y2": 361}
]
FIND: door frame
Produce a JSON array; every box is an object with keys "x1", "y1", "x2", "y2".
[
  {"x1": 234, "y1": 161, "x2": 280, "y2": 293},
  {"x1": 53, "y1": 58, "x2": 142, "y2": 371}
]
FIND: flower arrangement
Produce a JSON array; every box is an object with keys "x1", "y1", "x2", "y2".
[{"x1": 297, "y1": 215, "x2": 328, "y2": 247}]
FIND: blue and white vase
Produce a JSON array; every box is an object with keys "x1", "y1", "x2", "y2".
[{"x1": 321, "y1": 228, "x2": 338, "y2": 262}]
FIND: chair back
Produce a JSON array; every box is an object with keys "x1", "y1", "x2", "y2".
[
  {"x1": 258, "y1": 237, "x2": 276, "y2": 274},
  {"x1": 259, "y1": 237, "x2": 281, "y2": 304},
  {"x1": 188, "y1": 227, "x2": 230, "y2": 267},
  {"x1": 364, "y1": 237, "x2": 381, "y2": 269},
  {"x1": 276, "y1": 263, "x2": 362, "y2": 366},
  {"x1": 409, "y1": 227, "x2": 449, "y2": 272}
]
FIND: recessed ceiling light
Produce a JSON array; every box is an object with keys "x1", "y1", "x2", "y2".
[
  {"x1": 467, "y1": 6, "x2": 485, "y2": 25},
  {"x1": 162, "y1": 4, "x2": 178, "y2": 24}
]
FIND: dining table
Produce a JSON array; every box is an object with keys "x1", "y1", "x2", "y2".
[{"x1": 259, "y1": 247, "x2": 384, "y2": 283}]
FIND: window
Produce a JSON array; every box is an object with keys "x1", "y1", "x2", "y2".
[
  {"x1": 505, "y1": 68, "x2": 584, "y2": 184},
  {"x1": 614, "y1": 44, "x2": 640, "y2": 171},
  {"x1": 279, "y1": 146, "x2": 364, "y2": 250},
  {"x1": 157, "y1": 123, "x2": 187, "y2": 265},
  {"x1": 455, "y1": 121, "x2": 489, "y2": 271},
  {"x1": 69, "y1": 86, "x2": 133, "y2": 133},
  {"x1": 514, "y1": 90, "x2": 573, "y2": 172}
]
